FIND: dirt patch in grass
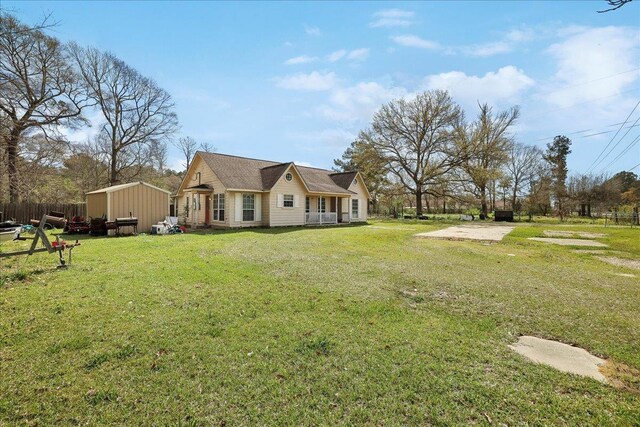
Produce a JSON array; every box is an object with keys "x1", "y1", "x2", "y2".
[
  {"x1": 595, "y1": 256, "x2": 640, "y2": 270},
  {"x1": 600, "y1": 360, "x2": 640, "y2": 394}
]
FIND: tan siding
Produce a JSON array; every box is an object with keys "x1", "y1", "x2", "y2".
[
  {"x1": 348, "y1": 178, "x2": 369, "y2": 221},
  {"x1": 86, "y1": 193, "x2": 108, "y2": 219},
  {"x1": 262, "y1": 193, "x2": 270, "y2": 227},
  {"x1": 227, "y1": 191, "x2": 265, "y2": 228},
  {"x1": 106, "y1": 183, "x2": 169, "y2": 232},
  {"x1": 268, "y1": 166, "x2": 306, "y2": 227},
  {"x1": 177, "y1": 155, "x2": 228, "y2": 227}
]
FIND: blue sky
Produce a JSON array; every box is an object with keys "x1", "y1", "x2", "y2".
[{"x1": 6, "y1": 1, "x2": 640, "y2": 175}]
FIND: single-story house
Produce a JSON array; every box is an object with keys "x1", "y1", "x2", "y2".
[
  {"x1": 86, "y1": 181, "x2": 171, "y2": 232},
  {"x1": 175, "y1": 152, "x2": 370, "y2": 228}
]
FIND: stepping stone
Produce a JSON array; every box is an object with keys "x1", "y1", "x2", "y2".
[
  {"x1": 509, "y1": 336, "x2": 607, "y2": 383},
  {"x1": 543, "y1": 230, "x2": 575, "y2": 238},
  {"x1": 596, "y1": 256, "x2": 640, "y2": 270},
  {"x1": 528, "y1": 237, "x2": 608, "y2": 247},
  {"x1": 415, "y1": 225, "x2": 514, "y2": 242}
]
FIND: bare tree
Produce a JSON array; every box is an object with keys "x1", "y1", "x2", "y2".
[
  {"x1": 148, "y1": 139, "x2": 168, "y2": 172},
  {"x1": 199, "y1": 141, "x2": 216, "y2": 154},
  {"x1": 71, "y1": 44, "x2": 178, "y2": 185},
  {"x1": 0, "y1": 14, "x2": 87, "y2": 202},
  {"x1": 174, "y1": 136, "x2": 198, "y2": 170},
  {"x1": 505, "y1": 143, "x2": 543, "y2": 210},
  {"x1": 362, "y1": 90, "x2": 464, "y2": 217},
  {"x1": 460, "y1": 103, "x2": 520, "y2": 218}
]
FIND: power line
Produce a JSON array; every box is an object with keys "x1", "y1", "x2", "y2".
[
  {"x1": 599, "y1": 134, "x2": 640, "y2": 173},
  {"x1": 585, "y1": 100, "x2": 640, "y2": 173},
  {"x1": 591, "y1": 114, "x2": 640, "y2": 172},
  {"x1": 533, "y1": 124, "x2": 639, "y2": 142},
  {"x1": 525, "y1": 87, "x2": 640, "y2": 121},
  {"x1": 547, "y1": 67, "x2": 640, "y2": 92},
  {"x1": 630, "y1": 162, "x2": 640, "y2": 171}
]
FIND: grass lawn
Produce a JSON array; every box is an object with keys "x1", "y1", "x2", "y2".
[{"x1": 1, "y1": 220, "x2": 639, "y2": 425}]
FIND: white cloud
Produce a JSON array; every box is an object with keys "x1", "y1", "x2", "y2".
[
  {"x1": 327, "y1": 48, "x2": 369, "y2": 63},
  {"x1": 466, "y1": 41, "x2": 512, "y2": 57},
  {"x1": 459, "y1": 25, "x2": 538, "y2": 57},
  {"x1": 423, "y1": 66, "x2": 535, "y2": 108},
  {"x1": 305, "y1": 25, "x2": 321, "y2": 36},
  {"x1": 543, "y1": 26, "x2": 640, "y2": 108},
  {"x1": 319, "y1": 81, "x2": 408, "y2": 122},
  {"x1": 287, "y1": 128, "x2": 356, "y2": 148},
  {"x1": 327, "y1": 49, "x2": 347, "y2": 62},
  {"x1": 370, "y1": 9, "x2": 415, "y2": 28},
  {"x1": 293, "y1": 160, "x2": 315, "y2": 167},
  {"x1": 391, "y1": 35, "x2": 440, "y2": 50},
  {"x1": 346, "y1": 48, "x2": 370, "y2": 61},
  {"x1": 274, "y1": 71, "x2": 338, "y2": 91},
  {"x1": 285, "y1": 55, "x2": 319, "y2": 65}
]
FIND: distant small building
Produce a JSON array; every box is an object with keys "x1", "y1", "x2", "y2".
[{"x1": 86, "y1": 182, "x2": 171, "y2": 232}]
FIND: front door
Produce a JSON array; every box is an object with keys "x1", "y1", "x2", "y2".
[{"x1": 205, "y1": 195, "x2": 211, "y2": 225}]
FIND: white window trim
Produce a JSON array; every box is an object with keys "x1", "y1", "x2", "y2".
[
  {"x1": 213, "y1": 193, "x2": 225, "y2": 222},
  {"x1": 283, "y1": 194, "x2": 294, "y2": 208},
  {"x1": 242, "y1": 193, "x2": 255, "y2": 222}
]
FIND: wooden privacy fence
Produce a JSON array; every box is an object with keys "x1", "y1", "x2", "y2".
[{"x1": 0, "y1": 203, "x2": 86, "y2": 224}]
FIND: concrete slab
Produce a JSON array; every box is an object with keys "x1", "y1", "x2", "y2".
[
  {"x1": 543, "y1": 230, "x2": 574, "y2": 238},
  {"x1": 415, "y1": 225, "x2": 514, "y2": 242},
  {"x1": 528, "y1": 237, "x2": 608, "y2": 247},
  {"x1": 543, "y1": 230, "x2": 607, "y2": 239},
  {"x1": 509, "y1": 336, "x2": 607, "y2": 383},
  {"x1": 595, "y1": 256, "x2": 640, "y2": 270}
]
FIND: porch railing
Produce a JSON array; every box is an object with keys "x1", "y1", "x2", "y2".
[{"x1": 305, "y1": 212, "x2": 337, "y2": 225}]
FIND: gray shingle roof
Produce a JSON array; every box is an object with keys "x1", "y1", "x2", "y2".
[
  {"x1": 196, "y1": 152, "x2": 356, "y2": 195},
  {"x1": 328, "y1": 171, "x2": 358, "y2": 190}
]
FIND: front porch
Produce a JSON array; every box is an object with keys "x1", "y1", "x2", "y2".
[
  {"x1": 184, "y1": 184, "x2": 214, "y2": 227},
  {"x1": 305, "y1": 195, "x2": 350, "y2": 225}
]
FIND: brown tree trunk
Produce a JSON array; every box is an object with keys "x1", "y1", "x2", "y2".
[
  {"x1": 110, "y1": 147, "x2": 119, "y2": 185},
  {"x1": 7, "y1": 129, "x2": 21, "y2": 203},
  {"x1": 480, "y1": 186, "x2": 488, "y2": 218},
  {"x1": 415, "y1": 188, "x2": 423, "y2": 216}
]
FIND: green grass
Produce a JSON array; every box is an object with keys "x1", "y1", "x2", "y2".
[{"x1": 0, "y1": 221, "x2": 639, "y2": 425}]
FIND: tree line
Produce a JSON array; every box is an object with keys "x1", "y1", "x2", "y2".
[
  {"x1": 0, "y1": 14, "x2": 211, "y2": 204},
  {"x1": 334, "y1": 90, "x2": 639, "y2": 220}
]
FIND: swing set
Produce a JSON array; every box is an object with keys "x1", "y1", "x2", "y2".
[{"x1": 0, "y1": 214, "x2": 80, "y2": 268}]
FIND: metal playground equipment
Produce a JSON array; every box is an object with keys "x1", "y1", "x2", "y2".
[{"x1": 0, "y1": 214, "x2": 80, "y2": 268}]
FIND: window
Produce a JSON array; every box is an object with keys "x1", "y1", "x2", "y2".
[
  {"x1": 354, "y1": 178, "x2": 358, "y2": 185},
  {"x1": 213, "y1": 194, "x2": 225, "y2": 221},
  {"x1": 352, "y1": 199, "x2": 359, "y2": 218},
  {"x1": 318, "y1": 197, "x2": 326, "y2": 213},
  {"x1": 305, "y1": 197, "x2": 310, "y2": 213},
  {"x1": 242, "y1": 194, "x2": 255, "y2": 221},
  {"x1": 283, "y1": 194, "x2": 294, "y2": 208},
  {"x1": 285, "y1": 172, "x2": 293, "y2": 182}
]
